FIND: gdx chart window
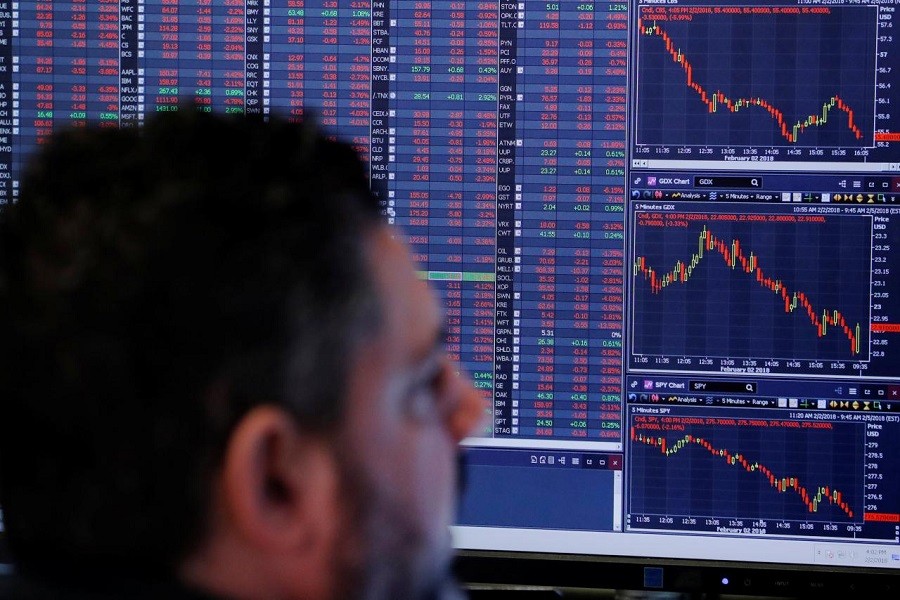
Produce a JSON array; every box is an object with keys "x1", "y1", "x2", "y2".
[{"x1": 0, "y1": 0, "x2": 898, "y2": 573}]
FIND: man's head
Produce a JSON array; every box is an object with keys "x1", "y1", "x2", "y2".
[{"x1": 0, "y1": 111, "x2": 483, "y2": 599}]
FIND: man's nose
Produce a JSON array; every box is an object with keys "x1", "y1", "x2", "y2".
[{"x1": 447, "y1": 369, "x2": 488, "y2": 443}]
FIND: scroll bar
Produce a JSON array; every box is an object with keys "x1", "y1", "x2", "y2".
[{"x1": 613, "y1": 470, "x2": 623, "y2": 531}]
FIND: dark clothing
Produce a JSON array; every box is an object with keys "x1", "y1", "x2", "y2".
[
  {"x1": 0, "y1": 569, "x2": 468, "y2": 600},
  {"x1": 0, "y1": 574, "x2": 221, "y2": 600}
]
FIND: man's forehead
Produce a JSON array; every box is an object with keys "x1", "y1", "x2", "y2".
[{"x1": 365, "y1": 227, "x2": 444, "y2": 357}]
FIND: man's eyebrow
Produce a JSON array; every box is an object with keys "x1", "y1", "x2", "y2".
[
  {"x1": 434, "y1": 323, "x2": 449, "y2": 350},
  {"x1": 414, "y1": 323, "x2": 449, "y2": 367},
  {"x1": 410, "y1": 318, "x2": 450, "y2": 366}
]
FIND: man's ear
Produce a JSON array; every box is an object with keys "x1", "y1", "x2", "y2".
[{"x1": 220, "y1": 405, "x2": 340, "y2": 554}]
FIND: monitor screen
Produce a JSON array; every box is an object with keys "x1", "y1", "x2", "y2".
[{"x1": 1, "y1": 0, "x2": 899, "y2": 595}]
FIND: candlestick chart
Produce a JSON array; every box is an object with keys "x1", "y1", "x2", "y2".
[
  {"x1": 629, "y1": 212, "x2": 872, "y2": 368},
  {"x1": 627, "y1": 414, "x2": 865, "y2": 525},
  {"x1": 633, "y1": 5, "x2": 877, "y2": 148}
]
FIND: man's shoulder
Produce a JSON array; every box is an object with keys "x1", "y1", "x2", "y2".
[{"x1": 0, "y1": 573, "x2": 221, "y2": 600}]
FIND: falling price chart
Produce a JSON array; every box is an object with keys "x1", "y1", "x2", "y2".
[
  {"x1": 629, "y1": 211, "x2": 873, "y2": 371},
  {"x1": 634, "y1": 4, "x2": 877, "y2": 148},
  {"x1": 626, "y1": 412, "x2": 870, "y2": 538}
]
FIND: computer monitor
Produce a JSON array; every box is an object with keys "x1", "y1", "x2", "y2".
[{"x1": 1, "y1": 1, "x2": 898, "y2": 596}]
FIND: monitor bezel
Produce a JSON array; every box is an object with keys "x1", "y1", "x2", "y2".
[{"x1": 454, "y1": 549, "x2": 900, "y2": 597}]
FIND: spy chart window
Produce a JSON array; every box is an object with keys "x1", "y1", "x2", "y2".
[{"x1": 0, "y1": 0, "x2": 899, "y2": 577}]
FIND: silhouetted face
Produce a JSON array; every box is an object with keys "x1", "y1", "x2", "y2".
[{"x1": 329, "y1": 226, "x2": 484, "y2": 600}]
